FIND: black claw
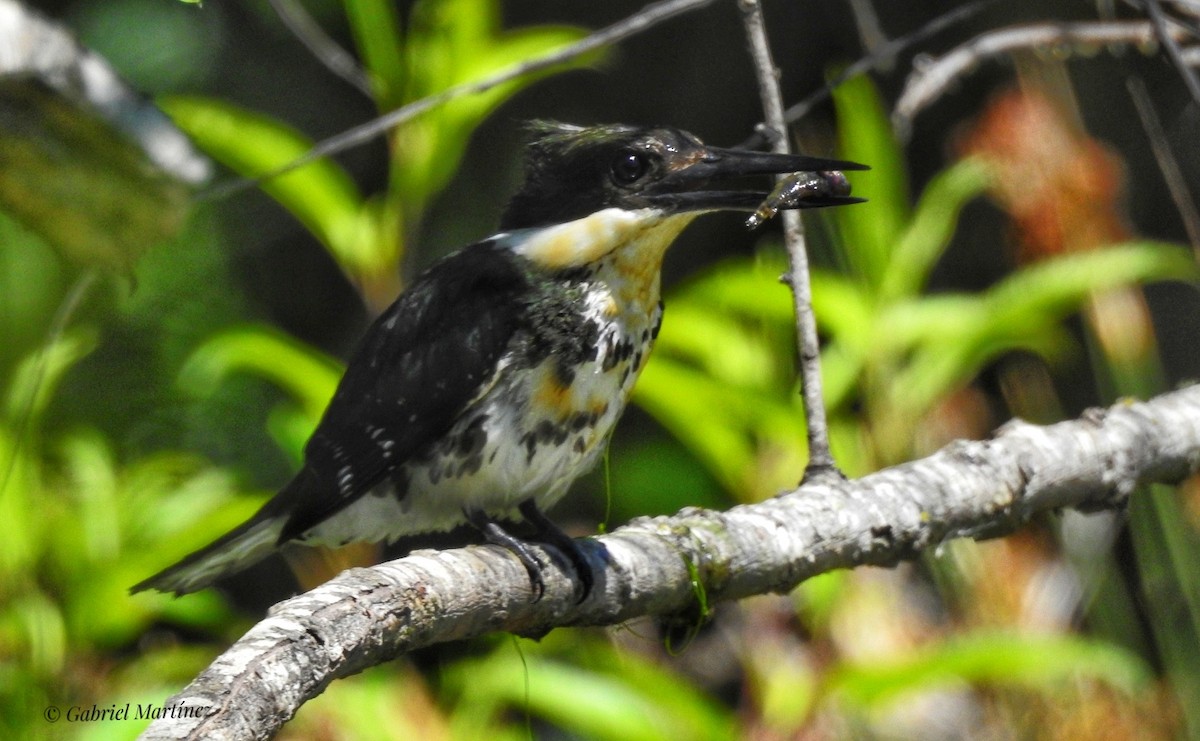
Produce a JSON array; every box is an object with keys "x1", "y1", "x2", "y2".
[
  {"x1": 464, "y1": 508, "x2": 546, "y2": 600},
  {"x1": 519, "y1": 500, "x2": 595, "y2": 603},
  {"x1": 464, "y1": 504, "x2": 597, "y2": 603}
]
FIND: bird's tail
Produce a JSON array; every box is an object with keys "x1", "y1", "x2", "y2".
[{"x1": 130, "y1": 511, "x2": 286, "y2": 596}]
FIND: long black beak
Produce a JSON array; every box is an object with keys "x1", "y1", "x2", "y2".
[{"x1": 641, "y1": 146, "x2": 868, "y2": 213}]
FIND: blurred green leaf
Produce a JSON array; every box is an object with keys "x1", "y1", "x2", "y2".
[
  {"x1": 289, "y1": 664, "x2": 457, "y2": 741},
  {"x1": 3, "y1": 330, "x2": 97, "y2": 427},
  {"x1": 636, "y1": 351, "x2": 811, "y2": 501},
  {"x1": 391, "y1": 0, "x2": 595, "y2": 218},
  {"x1": 1130, "y1": 484, "x2": 1200, "y2": 735},
  {"x1": 1, "y1": 414, "x2": 243, "y2": 739},
  {"x1": 882, "y1": 242, "x2": 1197, "y2": 415},
  {"x1": 0, "y1": 81, "x2": 194, "y2": 273},
  {"x1": 266, "y1": 405, "x2": 320, "y2": 469},
  {"x1": 655, "y1": 303, "x2": 779, "y2": 389},
  {"x1": 792, "y1": 569, "x2": 852, "y2": 634},
  {"x1": 641, "y1": 225, "x2": 1193, "y2": 499},
  {"x1": 0, "y1": 214, "x2": 69, "y2": 369},
  {"x1": 829, "y1": 631, "x2": 1152, "y2": 708},
  {"x1": 0, "y1": 0, "x2": 208, "y2": 273},
  {"x1": 0, "y1": 429, "x2": 39, "y2": 578},
  {"x1": 523, "y1": 660, "x2": 731, "y2": 741},
  {"x1": 158, "y1": 95, "x2": 372, "y2": 272},
  {"x1": 605, "y1": 435, "x2": 728, "y2": 519},
  {"x1": 60, "y1": 432, "x2": 121, "y2": 564},
  {"x1": 345, "y1": 0, "x2": 407, "y2": 108},
  {"x1": 443, "y1": 636, "x2": 736, "y2": 741},
  {"x1": 832, "y1": 74, "x2": 911, "y2": 287},
  {"x1": 756, "y1": 647, "x2": 817, "y2": 733},
  {"x1": 818, "y1": 341, "x2": 869, "y2": 413},
  {"x1": 880, "y1": 157, "x2": 993, "y2": 301},
  {"x1": 635, "y1": 357, "x2": 759, "y2": 495},
  {"x1": 671, "y1": 256, "x2": 793, "y2": 321},
  {"x1": 810, "y1": 269, "x2": 876, "y2": 344},
  {"x1": 983, "y1": 241, "x2": 1198, "y2": 322},
  {"x1": 44, "y1": 430, "x2": 244, "y2": 643},
  {"x1": 7, "y1": 592, "x2": 66, "y2": 678},
  {"x1": 164, "y1": 1, "x2": 596, "y2": 298},
  {"x1": 178, "y1": 325, "x2": 343, "y2": 425}
]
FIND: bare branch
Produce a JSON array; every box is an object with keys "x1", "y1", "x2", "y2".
[
  {"x1": 139, "y1": 385, "x2": 1200, "y2": 741},
  {"x1": 752, "y1": 0, "x2": 996, "y2": 143},
  {"x1": 893, "y1": 20, "x2": 1196, "y2": 138},
  {"x1": 1126, "y1": 75, "x2": 1200, "y2": 254},
  {"x1": 266, "y1": 0, "x2": 371, "y2": 95},
  {"x1": 738, "y1": 0, "x2": 838, "y2": 478},
  {"x1": 1145, "y1": 0, "x2": 1200, "y2": 104},
  {"x1": 847, "y1": 0, "x2": 890, "y2": 64},
  {"x1": 199, "y1": 0, "x2": 717, "y2": 202}
]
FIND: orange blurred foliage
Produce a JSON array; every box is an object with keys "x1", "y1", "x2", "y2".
[{"x1": 960, "y1": 89, "x2": 1131, "y2": 261}]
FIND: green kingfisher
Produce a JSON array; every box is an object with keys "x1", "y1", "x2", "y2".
[{"x1": 133, "y1": 122, "x2": 865, "y2": 599}]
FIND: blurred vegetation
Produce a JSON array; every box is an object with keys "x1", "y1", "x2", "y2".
[{"x1": 3, "y1": 1, "x2": 1200, "y2": 739}]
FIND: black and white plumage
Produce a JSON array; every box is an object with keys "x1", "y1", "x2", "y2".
[{"x1": 133, "y1": 122, "x2": 865, "y2": 598}]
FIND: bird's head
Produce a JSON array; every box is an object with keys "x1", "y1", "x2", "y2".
[{"x1": 500, "y1": 121, "x2": 866, "y2": 230}]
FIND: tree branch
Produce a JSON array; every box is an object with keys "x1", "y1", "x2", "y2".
[
  {"x1": 1126, "y1": 74, "x2": 1200, "y2": 255},
  {"x1": 757, "y1": 0, "x2": 996, "y2": 140},
  {"x1": 892, "y1": 19, "x2": 1197, "y2": 139},
  {"x1": 738, "y1": 0, "x2": 838, "y2": 477},
  {"x1": 140, "y1": 384, "x2": 1200, "y2": 741},
  {"x1": 1144, "y1": 0, "x2": 1200, "y2": 107}
]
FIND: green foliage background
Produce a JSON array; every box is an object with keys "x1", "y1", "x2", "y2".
[{"x1": 3, "y1": 1, "x2": 1200, "y2": 739}]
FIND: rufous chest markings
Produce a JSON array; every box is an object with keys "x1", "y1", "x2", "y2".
[{"x1": 529, "y1": 363, "x2": 612, "y2": 427}]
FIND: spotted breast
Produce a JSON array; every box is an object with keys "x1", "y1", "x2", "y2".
[{"x1": 298, "y1": 208, "x2": 698, "y2": 547}]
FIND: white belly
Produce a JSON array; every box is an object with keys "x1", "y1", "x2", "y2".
[{"x1": 302, "y1": 313, "x2": 652, "y2": 546}]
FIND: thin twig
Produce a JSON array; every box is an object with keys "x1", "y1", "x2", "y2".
[
  {"x1": 1168, "y1": 0, "x2": 1200, "y2": 24},
  {"x1": 266, "y1": 0, "x2": 372, "y2": 95},
  {"x1": 1145, "y1": 0, "x2": 1200, "y2": 105},
  {"x1": 198, "y1": 0, "x2": 717, "y2": 202},
  {"x1": 1126, "y1": 75, "x2": 1200, "y2": 255},
  {"x1": 740, "y1": 0, "x2": 997, "y2": 147},
  {"x1": 1134, "y1": 0, "x2": 1200, "y2": 38},
  {"x1": 892, "y1": 20, "x2": 1194, "y2": 138},
  {"x1": 738, "y1": 0, "x2": 839, "y2": 480},
  {"x1": 847, "y1": 0, "x2": 889, "y2": 64}
]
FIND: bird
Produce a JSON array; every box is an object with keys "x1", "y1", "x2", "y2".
[{"x1": 132, "y1": 121, "x2": 866, "y2": 599}]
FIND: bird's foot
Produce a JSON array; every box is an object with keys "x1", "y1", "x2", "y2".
[{"x1": 519, "y1": 500, "x2": 595, "y2": 603}]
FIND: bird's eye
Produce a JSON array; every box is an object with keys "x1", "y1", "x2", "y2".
[{"x1": 610, "y1": 150, "x2": 651, "y2": 185}]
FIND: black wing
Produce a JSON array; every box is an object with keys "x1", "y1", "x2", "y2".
[{"x1": 272, "y1": 240, "x2": 529, "y2": 541}]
